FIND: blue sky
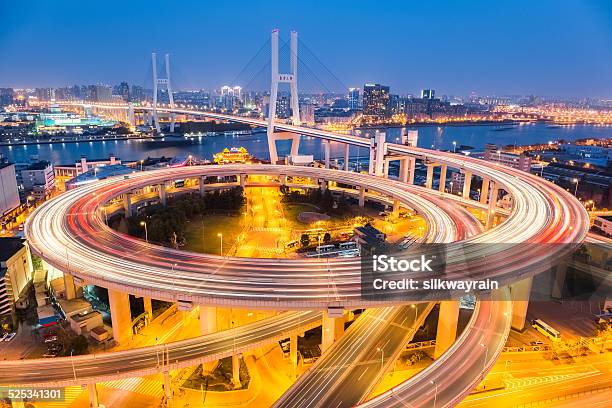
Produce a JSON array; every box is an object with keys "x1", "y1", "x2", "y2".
[{"x1": 1, "y1": 0, "x2": 611, "y2": 97}]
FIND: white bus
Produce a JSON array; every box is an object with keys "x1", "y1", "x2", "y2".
[{"x1": 531, "y1": 319, "x2": 561, "y2": 340}]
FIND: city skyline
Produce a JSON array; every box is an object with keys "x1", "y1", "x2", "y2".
[{"x1": 1, "y1": 1, "x2": 612, "y2": 98}]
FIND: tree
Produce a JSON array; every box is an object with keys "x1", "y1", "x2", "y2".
[
  {"x1": 300, "y1": 234, "x2": 310, "y2": 247},
  {"x1": 66, "y1": 335, "x2": 89, "y2": 356},
  {"x1": 323, "y1": 232, "x2": 331, "y2": 243}
]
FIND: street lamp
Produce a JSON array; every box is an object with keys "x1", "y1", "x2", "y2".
[
  {"x1": 481, "y1": 343, "x2": 488, "y2": 374},
  {"x1": 452, "y1": 141, "x2": 457, "y2": 153},
  {"x1": 377, "y1": 347, "x2": 384, "y2": 370},
  {"x1": 217, "y1": 233, "x2": 223, "y2": 256},
  {"x1": 140, "y1": 221, "x2": 148, "y2": 243},
  {"x1": 411, "y1": 304, "x2": 417, "y2": 322},
  {"x1": 431, "y1": 380, "x2": 438, "y2": 408},
  {"x1": 572, "y1": 178, "x2": 579, "y2": 196},
  {"x1": 477, "y1": 188, "x2": 481, "y2": 202}
]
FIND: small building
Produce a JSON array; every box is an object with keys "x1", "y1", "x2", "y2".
[
  {"x1": 593, "y1": 215, "x2": 612, "y2": 237},
  {"x1": 68, "y1": 310, "x2": 103, "y2": 336},
  {"x1": 90, "y1": 325, "x2": 110, "y2": 342},
  {"x1": 37, "y1": 304, "x2": 59, "y2": 327},
  {"x1": 484, "y1": 144, "x2": 532, "y2": 172},
  {"x1": 20, "y1": 160, "x2": 55, "y2": 199},
  {"x1": 354, "y1": 225, "x2": 386, "y2": 248},
  {"x1": 65, "y1": 164, "x2": 135, "y2": 190}
]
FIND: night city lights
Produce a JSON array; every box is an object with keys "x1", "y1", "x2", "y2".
[{"x1": 0, "y1": 1, "x2": 610, "y2": 408}]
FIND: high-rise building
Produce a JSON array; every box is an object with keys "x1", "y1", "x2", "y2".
[
  {"x1": 0, "y1": 89, "x2": 15, "y2": 107},
  {"x1": 20, "y1": 161, "x2": 55, "y2": 200},
  {"x1": 348, "y1": 88, "x2": 360, "y2": 110},
  {"x1": 118, "y1": 82, "x2": 130, "y2": 102},
  {"x1": 484, "y1": 144, "x2": 532, "y2": 172},
  {"x1": 94, "y1": 85, "x2": 112, "y2": 102},
  {"x1": 0, "y1": 238, "x2": 34, "y2": 328},
  {"x1": 363, "y1": 84, "x2": 390, "y2": 119},
  {"x1": 276, "y1": 95, "x2": 290, "y2": 119},
  {"x1": 421, "y1": 89, "x2": 436, "y2": 99},
  {"x1": 130, "y1": 85, "x2": 145, "y2": 102},
  {"x1": 0, "y1": 162, "x2": 20, "y2": 217}
]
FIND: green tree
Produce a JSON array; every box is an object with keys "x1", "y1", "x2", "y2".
[
  {"x1": 323, "y1": 232, "x2": 332, "y2": 243},
  {"x1": 300, "y1": 234, "x2": 310, "y2": 247}
]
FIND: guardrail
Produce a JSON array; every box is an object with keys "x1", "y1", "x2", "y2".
[{"x1": 514, "y1": 385, "x2": 611, "y2": 407}]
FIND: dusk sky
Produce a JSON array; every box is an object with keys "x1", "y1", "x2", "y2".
[{"x1": 1, "y1": 0, "x2": 612, "y2": 97}]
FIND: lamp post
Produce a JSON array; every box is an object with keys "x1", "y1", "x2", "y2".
[
  {"x1": 431, "y1": 380, "x2": 438, "y2": 408},
  {"x1": 452, "y1": 141, "x2": 457, "y2": 153},
  {"x1": 572, "y1": 178, "x2": 579, "y2": 196},
  {"x1": 377, "y1": 347, "x2": 384, "y2": 371},
  {"x1": 140, "y1": 221, "x2": 148, "y2": 243},
  {"x1": 411, "y1": 304, "x2": 417, "y2": 322},
  {"x1": 217, "y1": 233, "x2": 223, "y2": 256}
]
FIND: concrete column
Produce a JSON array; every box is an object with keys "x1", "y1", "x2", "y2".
[
  {"x1": 319, "y1": 179, "x2": 328, "y2": 192},
  {"x1": 321, "y1": 313, "x2": 345, "y2": 353},
  {"x1": 408, "y1": 158, "x2": 416, "y2": 184},
  {"x1": 383, "y1": 159, "x2": 390, "y2": 178},
  {"x1": 232, "y1": 354, "x2": 241, "y2": 388},
  {"x1": 480, "y1": 178, "x2": 490, "y2": 204},
  {"x1": 324, "y1": 140, "x2": 331, "y2": 169},
  {"x1": 426, "y1": 163, "x2": 436, "y2": 189},
  {"x1": 143, "y1": 297, "x2": 153, "y2": 321},
  {"x1": 392, "y1": 199, "x2": 400, "y2": 217},
  {"x1": 163, "y1": 371, "x2": 172, "y2": 400},
  {"x1": 88, "y1": 382, "x2": 99, "y2": 408},
  {"x1": 399, "y1": 158, "x2": 409, "y2": 183},
  {"x1": 199, "y1": 176, "x2": 207, "y2": 197},
  {"x1": 510, "y1": 277, "x2": 533, "y2": 331},
  {"x1": 368, "y1": 139, "x2": 376, "y2": 175},
  {"x1": 239, "y1": 173, "x2": 246, "y2": 188},
  {"x1": 199, "y1": 306, "x2": 218, "y2": 335},
  {"x1": 551, "y1": 264, "x2": 567, "y2": 299},
  {"x1": 280, "y1": 174, "x2": 287, "y2": 186},
  {"x1": 434, "y1": 301, "x2": 460, "y2": 359},
  {"x1": 344, "y1": 144, "x2": 350, "y2": 171},
  {"x1": 290, "y1": 135, "x2": 300, "y2": 157},
  {"x1": 486, "y1": 182, "x2": 499, "y2": 229},
  {"x1": 123, "y1": 193, "x2": 133, "y2": 217},
  {"x1": 374, "y1": 132, "x2": 386, "y2": 177},
  {"x1": 108, "y1": 289, "x2": 131, "y2": 345},
  {"x1": 358, "y1": 186, "x2": 365, "y2": 207},
  {"x1": 462, "y1": 171, "x2": 472, "y2": 199},
  {"x1": 438, "y1": 164, "x2": 447, "y2": 193},
  {"x1": 159, "y1": 183, "x2": 167, "y2": 205},
  {"x1": 290, "y1": 333, "x2": 298, "y2": 379},
  {"x1": 64, "y1": 273, "x2": 77, "y2": 300}
]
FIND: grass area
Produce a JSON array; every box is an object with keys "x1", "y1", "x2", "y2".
[{"x1": 183, "y1": 213, "x2": 246, "y2": 255}]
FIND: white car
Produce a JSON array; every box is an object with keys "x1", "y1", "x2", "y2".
[{"x1": 4, "y1": 333, "x2": 16, "y2": 342}]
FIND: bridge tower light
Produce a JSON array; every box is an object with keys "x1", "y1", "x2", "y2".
[{"x1": 267, "y1": 29, "x2": 301, "y2": 164}]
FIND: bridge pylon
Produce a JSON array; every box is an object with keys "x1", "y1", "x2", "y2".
[
  {"x1": 152, "y1": 52, "x2": 176, "y2": 133},
  {"x1": 267, "y1": 29, "x2": 301, "y2": 164}
]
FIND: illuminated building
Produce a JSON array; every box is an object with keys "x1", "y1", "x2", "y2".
[
  {"x1": 20, "y1": 161, "x2": 55, "y2": 200},
  {"x1": 484, "y1": 143, "x2": 532, "y2": 172},
  {"x1": 363, "y1": 83, "x2": 390, "y2": 119},
  {"x1": 0, "y1": 162, "x2": 20, "y2": 219},
  {"x1": 118, "y1": 81, "x2": 130, "y2": 102},
  {"x1": 421, "y1": 89, "x2": 436, "y2": 99},
  {"x1": 213, "y1": 147, "x2": 253, "y2": 164},
  {"x1": 348, "y1": 88, "x2": 360, "y2": 110},
  {"x1": 0, "y1": 238, "x2": 33, "y2": 329}
]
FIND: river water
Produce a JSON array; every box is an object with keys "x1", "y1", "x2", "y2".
[{"x1": 1, "y1": 123, "x2": 610, "y2": 165}]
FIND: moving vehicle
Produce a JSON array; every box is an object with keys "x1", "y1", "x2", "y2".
[{"x1": 531, "y1": 319, "x2": 561, "y2": 340}]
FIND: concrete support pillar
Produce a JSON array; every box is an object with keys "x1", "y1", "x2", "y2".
[
  {"x1": 462, "y1": 171, "x2": 472, "y2": 199},
  {"x1": 319, "y1": 179, "x2": 327, "y2": 192},
  {"x1": 324, "y1": 140, "x2": 331, "y2": 169},
  {"x1": 383, "y1": 159, "x2": 390, "y2": 179},
  {"x1": 480, "y1": 178, "x2": 490, "y2": 204},
  {"x1": 358, "y1": 186, "x2": 365, "y2": 207},
  {"x1": 108, "y1": 289, "x2": 131, "y2": 345},
  {"x1": 159, "y1": 183, "x2": 167, "y2": 205},
  {"x1": 486, "y1": 182, "x2": 499, "y2": 229},
  {"x1": 232, "y1": 354, "x2": 241, "y2": 388},
  {"x1": 290, "y1": 333, "x2": 298, "y2": 379},
  {"x1": 399, "y1": 158, "x2": 409, "y2": 183},
  {"x1": 434, "y1": 301, "x2": 460, "y2": 359},
  {"x1": 239, "y1": 173, "x2": 246, "y2": 188},
  {"x1": 64, "y1": 273, "x2": 77, "y2": 300},
  {"x1": 551, "y1": 264, "x2": 567, "y2": 299},
  {"x1": 280, "y1": 174, "x2": 287, "y2": 186},
  {"x1": 510, "y1": 277, "x2": 533, "y2": 331},
  {"x1": 438, "y1": 164, "x2": 447, "y2": 193},
  {"x1": 368, "y1": 141, "x2": 376, "y2": 175},
  {"x1": 290, "y1": 135, "x2": 300, "y2": 158},
  {"x1": 199, "y1": 305, "x2": 218, "y2": 335},
  {"x1": 392, "y1": 199, "x2": 400, "y2": 217},
  {"x1": 163, "y1": 371, "x2": 172, "y2": 400},
  {"x1": 344, "y1": 144, "x2": 350, "y2": 171},
  {"x1": 374, "y1": 132, "x2": 386, "y2": 177},
  {"x1": 123, "y1": 193, "x2": 133, "y2": 217},
  {"x1": 199, "y1": 176, "x2": 207, "y2": 197},
  {"x1": 88, "y1": 382, "x2": 99, "y2": 408},
  {"x1": 143, "y1": 297, "x2": 153, "y2": 321},
  {"x1": 426, "y1": 163, "x2": 436, "y2": 189},
  {"x1": 321, "y1": 313, "x2": 345, "y2": 353},
  {"x1": 408, "y1": 158, "x2": 416, "y2": 184}
]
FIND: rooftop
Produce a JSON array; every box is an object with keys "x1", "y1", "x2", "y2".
[
  {"x1": 26, "y1": 160, "x2": 51, "y2": 170},
  {"x1": 0, "y1": 237, "x2": 26, "y2": 262}
]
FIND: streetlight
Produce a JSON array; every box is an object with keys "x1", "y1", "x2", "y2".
[
  {"x1": 477, "y1": 188, "x2": 481, "y2": 202},
  {"x1": 481, "y1": 343, "x2": 488, "y2": 374},
  {"x1": 430, "y1": 380, "x2": 438, "y2": 408},
  {"x1": 217, "y1": 233, "x2": 223, "y2": 256},
  {"x1": 572, "y1": 178, "x2": 579, "y2": 196},
  {"x1": 411, "y1": 304, "x2": 417, "y2": 322},
  {"x1": 140, "y1": 221, "x2": 148, "y2": 242},
  {"x1": 377, "y1": 347, "x2": 384, "y2": 370},
  {"x1": 452, "y1": 141, "x2": 457, "y2": 153}
]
